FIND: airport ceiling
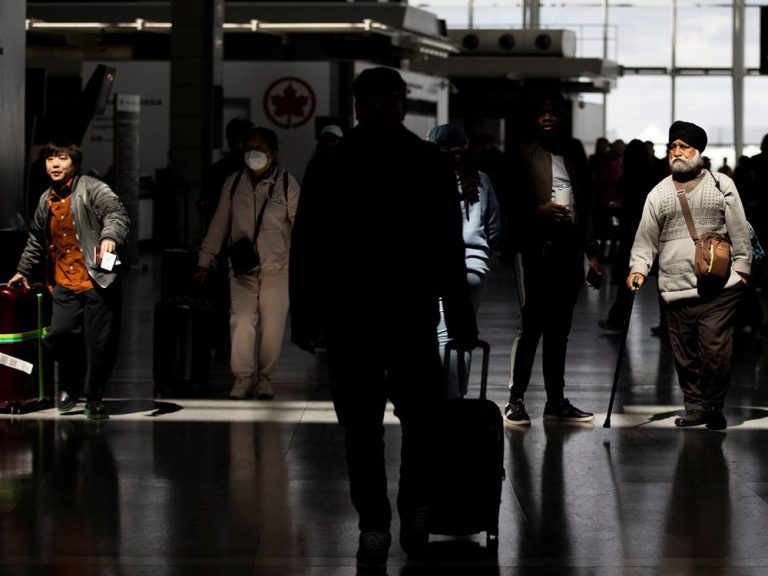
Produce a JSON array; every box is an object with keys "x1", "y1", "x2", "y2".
[{"x1": 25, "y1": 1, "x2": 621, "y2": 93}]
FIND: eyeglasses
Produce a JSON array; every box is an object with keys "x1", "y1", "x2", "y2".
[{"x1": 667, "y1": 143, "x2": 693, "y2": 152}]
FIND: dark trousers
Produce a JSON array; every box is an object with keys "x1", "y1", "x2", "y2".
[
  {"x1": 509, "y1": 232, "x2": 585, "y2": 403},
  {"x1": 326, "y1": 325, "x2": 442, "y2": 533},
  {"x1": 47, "y1": 280, "x2": 122, "y2": 400},
  {"x1": 665, "y1": 283, "x2": 744, "y2": 411}
]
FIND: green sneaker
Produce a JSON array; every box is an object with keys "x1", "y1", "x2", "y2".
[{"x1": 84, "y1": 400, "x2": 110, "y2": 420}]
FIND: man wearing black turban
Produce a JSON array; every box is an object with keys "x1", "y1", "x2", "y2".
[
  {"x1": 626, "y1": 120, "x2": 752, "y2": 431},
  {"x1": 668, "y1": 120, "x2": 708, "y2": 155}
]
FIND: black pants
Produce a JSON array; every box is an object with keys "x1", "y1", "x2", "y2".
[
  {"x1": 326, "y1": 325, "x2": 442, "y2": 533},
  {"x1": 509, "y1": 231, "x2": 585, "y2": 403},
  {"x1": 665, "y1": 283, "x2": 744, "y2": 411},
  {"x1": 47, "y1": 280, "x2": 122, "y2": 401}
]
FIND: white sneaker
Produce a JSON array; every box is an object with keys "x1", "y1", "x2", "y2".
[
  {"x1": 229, "y1": 375, "x2": 254, "y2": 399},
  {"x1": 255, "y1": 378, "x2": 274, "y2": 400}
]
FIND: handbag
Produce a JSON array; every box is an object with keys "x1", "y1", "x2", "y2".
[
  {"x1": 676, "y1": 180, "x2": 731, "y2": 293},
  {"x1": 228, "y1": 236, "x2": 260, "y2": 277},
  {"x1": 228, "y1": 170, "x2": 269, "y2": 278},
  {"x1": 227, "y1": 169, "x2": 289, "y2": 277}
]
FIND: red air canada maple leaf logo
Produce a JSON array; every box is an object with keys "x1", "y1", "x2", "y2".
[{"x1": 263, "y1": 76, "x2": 317, "y2": 129}]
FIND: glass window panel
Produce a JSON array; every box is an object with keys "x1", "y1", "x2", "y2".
[
  {"x1": 539, "y1": 6, "x2": 608, "y2": 59},
  {"x1": 745, "y1": 6, "x2": 762, "y2": 69},
  {"x1": 744, "y1": 76, "x2": 768, "y2": 149},
  {"x1": 470, "y1": 1, "x2": 523, "y2": 29},
  {"x1": 412, "y1": 1, "x2": 523, "y2": 29},
  {"x1": 677, "y1": 0, "x2": 732, "y2": 5},
  {"x1": 611, "y1": 6, "x2": 672, "y2": 68},
  {"x1": 674, "y1": 77, "x2": 733, "y2": 147},
  {"x1": 675, "y1": 8, "x2": 732, "y2": 67},
  {"x1": 606, "y1": 76, "x2": 671, "y2": 145}
]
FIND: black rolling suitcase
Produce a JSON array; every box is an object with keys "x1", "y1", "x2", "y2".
[
  {"x1": 152, "y1": 296, "x2": 212, "y2": 398},
  {"x1": 428, "y1": 339, "x2": 505, "y2": 549}
]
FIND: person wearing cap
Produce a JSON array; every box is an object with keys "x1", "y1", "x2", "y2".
[
  {"x1": 195, "y1": 126, "x2": 301, "y2": 401},
  {"x1": 320, "y1": 123, "x2": 344, "y2": 142},
  {"x1": 503, "y1": 90, "x2": 601, "y2": 427},
  {"x1": 303, "y1": 124, "x2": 345, "y2": 179},
  {"x1": 290, "y1": 67, "x2": 477, "y2": 569},
  {"x1": 627, "y1": 120, "x2": 751, "y2": 430},
  {"x1": 427, "y1": 123, "x2": 501, "y2": 398}
]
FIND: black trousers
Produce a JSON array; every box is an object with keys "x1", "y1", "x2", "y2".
[
  {"x1": 509, "y1": 230, "x2": 585, "y2": 403},
  {"x1": 326, "y1": 324, "x2": 442, "y2": 533},
  {"x1": 665, "y1": 283, "x2": 744, "y2": 411},
  {"x1": 46, "y1": 280, "x2": 122, "y2": 400}
]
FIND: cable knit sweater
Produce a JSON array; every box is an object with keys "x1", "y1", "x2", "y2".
[{"x1": 629, "y1": 170, "x2": 751, "y2": 302}]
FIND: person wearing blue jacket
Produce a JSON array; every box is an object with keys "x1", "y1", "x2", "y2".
[{"x1": 428, "y1": 123, "x2": 502, "y2": 398}]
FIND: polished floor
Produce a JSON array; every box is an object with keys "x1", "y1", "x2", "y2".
[{"x1": 2, "y1": 250, "x2": 768, "y2": 575}]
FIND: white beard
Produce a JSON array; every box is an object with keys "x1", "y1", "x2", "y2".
[{"x1": 670, "y1": 150, "x2": 702, "y2": 174}]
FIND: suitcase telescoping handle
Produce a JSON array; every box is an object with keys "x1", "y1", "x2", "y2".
[{"x1": 443, "y1": 339, "x2": 491, "y2": 400}]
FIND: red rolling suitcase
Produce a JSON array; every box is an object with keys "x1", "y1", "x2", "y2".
[
  {"x1": 0, "y1": 283, "x2": 54, "y2": 413},
  {"x1": 428, "y1": 339, "x2": 505, "y2": 550}
]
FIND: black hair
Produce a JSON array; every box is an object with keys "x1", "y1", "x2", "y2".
[
  {"x1": 249, "y1": 126, "x2": 279, "y2": 153},
  {"x1": 41, "y1": 141, "x2": 83, "y2": 172},
  {"x1": 352, "y1": 67, "x2": 407, "y2": 103},
  {"x1": 225, "y1": 117, "x2": 254, "y2": 148}
]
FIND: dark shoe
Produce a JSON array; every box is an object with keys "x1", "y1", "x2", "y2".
[
  {"x1": 356, "y1": 531, "x2": 391, "y2": 569},
  {"x1": 706, "y1": 408, "x2": 727, "y2": 431},
  {"x1": 57, "y1": 391, "x2": 76, "y2": 413},
  {"x1": 650, "y1": 324, "x2": 667, "y2": 337},
  {"x1": 598, "y1": 318, "x2": 624, "y2": 333},
  {"x1": 84, "y1": 400, "x2": 110, "y2": 421},
  {"x1": 674, "y1": 409, "x2": 708, "y2": 428},
  {"x1": 255, "y1": 378, "x2": 274, "y2": 400},
  {"x1": 504, "y1": 398, "x2": 531, "y2": 426},
  {"x1": 543, "y1": 398, "x2": 595, "y2": 422},
  {"x1": 399, "y1": 506, "x2": 429, "y2": 558}
]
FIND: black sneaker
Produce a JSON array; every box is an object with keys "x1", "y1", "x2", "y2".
[
  {"x1": 543, "y1": 398, "x2": 595, "y2": 422},
  {"x1": 674, "y1": 408, "x2": 708, "y2": 428},
  {"x1": 399, "y1": 506, "x2": 429, "y2": 558},
  {"x1": 356, "y1": 531, "x2": 391, "y2": 569},
  {"x1": 84, "y1": 400, "x2": 110, "y2": 421},
  {"x1": 706, "y1": 409, "x2": 727, "y2": 431},
  {"x1": 57, "y1": 390, "x2": 76, "y2": 413},
  {"x1": 504, "y1": 398, "x2": 531, "y2": 426}
]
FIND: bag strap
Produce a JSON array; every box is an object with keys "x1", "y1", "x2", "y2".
[
  {"x1": 229, "y1": 169, "x2": 276, "y2": 246},
  {"x1": 676, "y1": 188, "x2": 699, "y2": 242},
  {"x1": 228, "y1": 170, "x2": 244, "y2": 201}
]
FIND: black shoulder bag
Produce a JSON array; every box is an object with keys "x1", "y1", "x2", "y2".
[{"x1": 228, "y1": 170, "x2": 287, "y2": 277}]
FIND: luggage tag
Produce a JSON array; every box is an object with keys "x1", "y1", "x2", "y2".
[{"x1": 0, "y1": 352, "x2": 34, "y2": 375}]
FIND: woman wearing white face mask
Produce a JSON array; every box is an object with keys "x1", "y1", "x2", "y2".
[{"x1": 195, "y1": 127, "x2": 300, "y2": 399}]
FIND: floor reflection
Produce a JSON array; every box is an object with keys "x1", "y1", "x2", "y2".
[{"x1": 2, "y1": 251, "x2": 768, "y2": 574}]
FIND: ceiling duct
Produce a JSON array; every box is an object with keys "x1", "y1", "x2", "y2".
[{"x1": 449, "y1": 29, "x2": 577, "y2": 57}]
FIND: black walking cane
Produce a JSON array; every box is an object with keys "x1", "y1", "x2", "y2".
[{"x1": 603, "y1": 277, "x2": 641, "y2": 429}]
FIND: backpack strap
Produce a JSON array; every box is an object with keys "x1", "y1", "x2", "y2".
[
  {"x1": 229, "y1": 170, "x2": 244, "y2": 200},
  {"x1": 228, "y1": 169, "x2": 276, "y2": 247}
]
